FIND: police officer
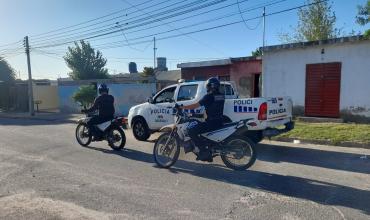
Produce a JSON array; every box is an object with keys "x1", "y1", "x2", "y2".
[
  {"x1": 82, "y1": 84, "x2": 115, "y2": 138},
  {"x1": 181, "y1": 77, "x2": 225, "y2": 161}
]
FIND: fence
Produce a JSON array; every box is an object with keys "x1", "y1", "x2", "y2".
[{"x1": 0, "y1": 83, "x2": 28, "y2": 112}]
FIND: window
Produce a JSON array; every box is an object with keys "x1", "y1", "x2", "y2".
[
  {"x1": 154, "y1": 86, "x2": 176, "y2": 103},
  {"x1": 219, "y1": 84, "x2": 234, "y2": 96},
  {"x1": 177, "y1": 84, "x2": 198, "y2": 101}
]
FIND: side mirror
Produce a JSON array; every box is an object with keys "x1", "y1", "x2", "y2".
[{"x1": 148, "y1": 97, "x2": 153, "y2": 103}]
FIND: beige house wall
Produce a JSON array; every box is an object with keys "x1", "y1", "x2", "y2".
[{"x1": 33, "y1": 85, "x2": 59, "y2": 110}]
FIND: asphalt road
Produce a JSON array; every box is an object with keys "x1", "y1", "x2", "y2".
[{"x1": 0, "y1": 118, "x2": 369, "y2": 220}]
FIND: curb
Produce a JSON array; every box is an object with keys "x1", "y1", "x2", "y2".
[
  {"x1": 272, "y1": 137, "x2": 370, "y2": 150},
  {"x1": 0, "y1": 114, "x2": 79, "y2": 123}
]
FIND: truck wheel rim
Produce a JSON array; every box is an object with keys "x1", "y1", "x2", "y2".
[{"x1": 135, "y1": 122, "x2": 144, "y2": 136}]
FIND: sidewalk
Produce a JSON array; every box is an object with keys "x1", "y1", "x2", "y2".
[{"x1": 0, "y1": 111, "x2": 81, "y2": 123}]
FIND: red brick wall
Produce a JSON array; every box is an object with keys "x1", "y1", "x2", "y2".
[
  {"x1": 180, "y1": 59, "x2": 262, "y2": 97},
  {"x1": 230, "y1": 60, "x2": 262, "y2": 97}
]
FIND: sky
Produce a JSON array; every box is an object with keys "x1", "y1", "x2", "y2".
[{"x1": 0, "y1": 0, "x2": 368, "y2": 80}]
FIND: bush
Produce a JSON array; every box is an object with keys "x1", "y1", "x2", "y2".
[{"x1": 72, "y1": 85, "x2": 97, "y2": 109}]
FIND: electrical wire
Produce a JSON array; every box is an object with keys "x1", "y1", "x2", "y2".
[
  {"x1": 32, "y1": 0, "x2": 327, "y2": 52},
  {"x1": 29, "y1": 0, "x2": 155, "y2": 38},
  {"x1": 237, "y1": 0, "x2": 263, "y2": 30},
  {"x1": 84, "y1": 1, "x2": 282, "y2": 49},
  {"x1": 30, "y1": 0, "x2": 209, "y2": 44},
  {"x1": 31, "y1": 0, "x2": 287, "y2": 49},
  {"x1": 87, "y1": 0, "x2": 330, "y2": 50}
]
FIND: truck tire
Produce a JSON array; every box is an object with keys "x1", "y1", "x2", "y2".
[
  {"x1": 248, "y1": 131, "x2": 263, "y2": 143},
  {"x1": 132, "y1": 118, "x2": 151, "y2": 141}
]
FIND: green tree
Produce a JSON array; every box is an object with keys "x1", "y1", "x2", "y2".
[
  {"x1": 356, "y1": 1, "x2": 370, "y2": 39},
  {"x1": 356, "y1": 0, "x2": 369, "y2": 25},
  {"x1": 279, "y1": 0, "x2": 341, "y2": 43},
  {"x1": 251, "y1": 48, "x2": 262, "y2": 57},
  {"x1": 0, "y1": 57, "x2": 15, "y2": 83},
  {"x1": 72, "y1": 85, "x2": 97, "y2": 109},
  {"x1": 64, "y1": 40, "x2": 109, "y2": 80},
  {"x1": 140, "y1": 67, "x2": 154, "y2": 77}
]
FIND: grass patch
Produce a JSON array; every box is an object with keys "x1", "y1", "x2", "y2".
[{"x1": 276, "y1": 122, "x2": 370, "y2": 145}]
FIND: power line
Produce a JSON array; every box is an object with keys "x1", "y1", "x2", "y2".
[
  {"x1": 237, "y1": 0, "x2": 263, "y2": 30},
  {"x1": 32, "y1": 0, "x2": 247, "y2": 49},
  {"x1": 89, "y1": 0, "x2": 330, "y2": 50},
  {"x1": 32, "y1": 0, "x2": 327, "y2": 52},
  {"x1": 120, "y1": 0, "x2": 229, "y2": 57},
  {"x1": 86, "y1": 0, "x2": 285, "y2": 49},
  {"x1": 31, "y1": 0, "x2": 180, "y2": 43},
  {"x1": 29, "y1": 0, "x2": 155, "y2": 38},
  {"x1": 31, "y1": 0, "x2": 211, "y2": 45},
  {"x1": 54, "y1": 0, "x2": 252, "y2": 46}
]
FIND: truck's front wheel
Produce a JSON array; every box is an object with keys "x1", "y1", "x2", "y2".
[{"x1": 132, "y1": 118, "x2": 151, "y2": 141}]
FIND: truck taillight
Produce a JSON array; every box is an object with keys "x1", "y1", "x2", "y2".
[{"x1": 258, "y1": 102, "x2": 267, "y2": 120}]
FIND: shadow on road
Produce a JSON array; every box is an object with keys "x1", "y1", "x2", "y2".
[
  {"x1": 257, "y1": 143, "x2": 370, "y2": 175},
  {"x1": 82, "y1": 144, "x2": 370, "y2": 215}
]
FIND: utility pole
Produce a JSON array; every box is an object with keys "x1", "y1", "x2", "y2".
[
  {"x1": 262, "y1": 7, "x2": 266, "y2": 50},
  {"x1": 261, "y1": 7, "x2": 266, "y2": 97},
  {"x1": 24, "y1": 36, "x2": 34, "y2": 116},
  {"x1": 153, "y1": 37, "x2": 157, "y2": 69}
]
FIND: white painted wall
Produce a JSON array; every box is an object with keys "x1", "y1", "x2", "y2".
[{"x1": 263, "y1": 40, "x2": 370, "y2": 116}]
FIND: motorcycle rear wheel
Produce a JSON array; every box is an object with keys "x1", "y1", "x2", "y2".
[
  {"x1": 75, "y1": 123, "x2": 92, "y2": 146},
  {"x1": 107, "y1": 127, "x2": 126, "y2": 151},
  {"x1": 153, "y1": 132, "x2": 180, "y2": 168},
  {"x1": 221, "y1": 136, "x2": 256, "y2": 171}
]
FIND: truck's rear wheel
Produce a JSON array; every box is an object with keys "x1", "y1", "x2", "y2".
[{"x1": 132, "y1": 118, "x2": 150, "y2": 141}]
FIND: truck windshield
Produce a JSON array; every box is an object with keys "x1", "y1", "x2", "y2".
[
  {"x1": 177, "y1": 84, "x2": 198, "y2": 101},
  {"x1": 154, "y1": 86, "x2": 176, "y2": 103}
]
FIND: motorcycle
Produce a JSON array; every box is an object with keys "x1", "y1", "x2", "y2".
[
  {"x1": 153, "y1": 105, "x2": 257, "y2": 171},
  {"x1": 75, "y1": 112, "x2": 126, "y2": 151}
]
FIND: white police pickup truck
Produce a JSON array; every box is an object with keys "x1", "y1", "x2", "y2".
[{"x1": 127, "y1": 80, "x2": 294, "y2": 142}]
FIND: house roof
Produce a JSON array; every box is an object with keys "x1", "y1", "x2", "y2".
[
  {"x1": 155, "y1": 70, "x2": 181, "y2": 82},
  {"x1": 177, "y1": 56, "x2": 260, "y2": 68},
  {"x1": 263, "y1": 35, "x2": 368, "y2": 52}
]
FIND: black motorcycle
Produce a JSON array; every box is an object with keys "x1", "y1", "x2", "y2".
[{"x1": 75, "y1": 112, "x2": 126, "y2": 150}]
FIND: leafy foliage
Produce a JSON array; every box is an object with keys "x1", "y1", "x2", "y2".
[
  {"x1": 364, "y1": 29, "x2": 370, "y2": 39},
  {"x1": 72, "y1": 85, "x2": 97, "y2": 109},
  {"x1": 140, "y1": 67, "x2": 155, "y2": 77},
  {"x1": 0, "y1": 57, "x2": 15, "y2": 83},
  {"x1": 251, "y1": 48, "x2": 262, "y2": 57},
  {"x1": 279, "y1": 0, "x2": 341, "y2": 43},
  {"x1": 356, "y1": 0, "x2": 369, "y2": 26},
  {"x1": 64, "y1": 40, "x2": 109, "y2": 80}
]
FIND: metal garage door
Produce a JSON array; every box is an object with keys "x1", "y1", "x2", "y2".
[{"x1": 305, "y1": 62, "x2": 341, "y2": 118}]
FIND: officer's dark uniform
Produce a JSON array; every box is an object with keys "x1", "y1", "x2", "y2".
[
  {"x1": 188, "y1": 91, "x2": 225, "y2": 156},
  {"x1": 85, "y1": 94, "x2": 115, "y2": 134}
]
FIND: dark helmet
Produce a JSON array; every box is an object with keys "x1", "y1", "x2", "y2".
[
  {"x1": 98, "y1": 83, "x2": 109, "y2": 94},
  {"x1": 206, "y1": 77, "x2": 220, "y2": 93}
]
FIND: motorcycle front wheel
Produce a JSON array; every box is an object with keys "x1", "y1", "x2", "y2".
[
  {"x1": 221, "y1": 136, "x2": 257, "y2": 171},
  {"x1": 75, "y1": 123, "x2": 92, "y2": 146},
  {"x1": 153, "y1": 132, "x2": 180, "y2": 168}
]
